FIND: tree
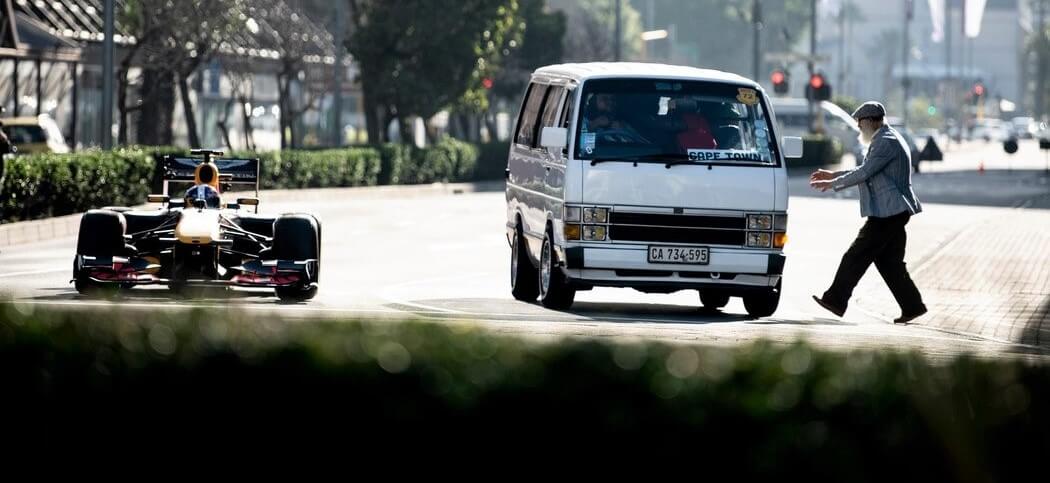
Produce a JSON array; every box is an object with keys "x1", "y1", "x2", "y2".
[
  {"x1": 247, "y1": 0, "x2": 335, "y2": 149},
  {"x1": 348, "y1": 0, "x2": 521, "y2": 144},
  {"x1": 550, "y1": 0, "x2": 642, "y2": 62},
  {"x1": 120, "y1": 0, "x2": 245, "y2": 147},
  {"x1": 635, "y1": 0, "x2": 810, "y2": 74},
  {"x1": 477, "y1": 0, "x2": 566, "y2": 140}
]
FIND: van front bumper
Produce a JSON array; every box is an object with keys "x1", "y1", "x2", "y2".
[{"x1": 559, "y1": 244, "x2": 783, "y2": 294}]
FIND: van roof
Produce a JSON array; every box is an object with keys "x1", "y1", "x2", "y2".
[{"x1": 533, "y1": 62, "x2": 759, "y2": 88}]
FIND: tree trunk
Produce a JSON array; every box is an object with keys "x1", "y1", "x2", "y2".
[
  {"x1": 217, "y1": 96, "x2": 235, "y2": 151},
  {"x1": 422, "y1": 116, "x2": 436, "y2": 145},
  {"x1": 178, "y1": 73, "x2": 201, "y2": 148},
  {"x1": 136, "y1": 68, "x2": 176, "y2": 146},
  {"x1": 118, "y1": 67, "x2": 130, "y2": 145},
  {"x1": 238, "y1": 95, "x2": 254, "y2": 151},
  {"x1": 361, "y1": 75, "x2": 382, "y2": 145},
  {"x1": 398, "y1": 116, "x2": 413, "y2": 146},
  {"x1": 278, "y1": 73, "x2": 290, "y2": 150}
]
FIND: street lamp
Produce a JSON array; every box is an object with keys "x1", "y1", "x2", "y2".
[{"x1": 640, "y1": 28, "x2": 671, "y2": 62}]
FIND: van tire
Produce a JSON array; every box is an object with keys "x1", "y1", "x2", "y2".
[
  {"x1": 699, "y1": 290, "x2": 730, "y2": 310},
  {"x1": 538, "y1": 231, "x2": 575, "y2": 310},
  {"x1": 511, "y1": 224, "x2": 539, "y2": 301},
  {"x1": 743, "y1": 280, "x2": 781, "y2": 318}
]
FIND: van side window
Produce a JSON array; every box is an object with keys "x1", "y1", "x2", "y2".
[
  {"x1": 540, "y1": 86, "x2": 566, "y2": 130},
  {"x1": 515, "y1": 83, "x2": 550, "y2": 147},
  {"x1": 560, "y1": 89, "x2": 575, "y2": 129}
]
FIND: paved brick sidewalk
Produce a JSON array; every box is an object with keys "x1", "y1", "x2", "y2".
[{"x1": 854, "y1": 208, "x2": 1050, "y2": 346}]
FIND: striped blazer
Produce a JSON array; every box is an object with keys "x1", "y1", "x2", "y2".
[{"x1": 831, "y1": 125, "x2": 922, "y2": 218}]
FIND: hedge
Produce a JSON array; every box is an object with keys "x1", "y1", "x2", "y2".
[
  {"x1": 1, "y1": 303, "x2": 1049, "y2": 473},
  {"x1": 0, "y1": 137, "x2": 497, "y2": 223}
]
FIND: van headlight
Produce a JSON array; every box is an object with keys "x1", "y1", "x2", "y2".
[
  {"x1": 774, "y1": 214, "x2": 788, "y2": 231},
  {"x1": 564, "y1": 206, "x2": 581, "y2": 222},
  {"x1": 747, "y1": 214, "x2": 772, "y2": 230},
  {"x1": 582, "y1": 225, "x2": 607, "y2": 241},
  {"x1": 747, "y1": 232, "x2": 772, "y2": 248},
  {"x1": 583, "y1": 207, "x2": 609, "y2": 223}
]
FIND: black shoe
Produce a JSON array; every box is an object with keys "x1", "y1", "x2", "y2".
[
  {"x1": 893, "y1": 308, "x2": 928, "y2": 324},
  {"x1": 812, "y1": 295, "x2": 845, "y2": 317}
]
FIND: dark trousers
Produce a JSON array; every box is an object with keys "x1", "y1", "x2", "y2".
[{"x1": 823, "y1": 211, "x2": 926, "y2": 315}]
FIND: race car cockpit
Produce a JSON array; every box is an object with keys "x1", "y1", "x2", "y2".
[{"x1": 184, "y1": 162, "x2": 222, "y2": 209}]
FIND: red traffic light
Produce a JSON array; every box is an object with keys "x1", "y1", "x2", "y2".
[
  {"x1": 809, "y1": 74, "x2": 825, "y2": 90},
  {"x1": 771, "y1": 71, "x2": 785, "y2": 85},
  {"x1": 973, "y1": 83, "x2": 985, "y2": 97}
]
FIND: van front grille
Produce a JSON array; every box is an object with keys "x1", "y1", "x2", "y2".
[{"x1": 607, "y1": 212, "x2": 746, "y2": 246}]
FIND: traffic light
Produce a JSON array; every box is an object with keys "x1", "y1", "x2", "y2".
[
  {"x1": 805, "y1": 73, "x2": 831, "y2": 101},
  {"x1": 771, "y1": 69, "x2": 789, "y2": 95}
]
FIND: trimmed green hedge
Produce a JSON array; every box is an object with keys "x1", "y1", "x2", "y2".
[
  {"x1": 0, "y1": 137, "x2": 495, "y2": 223},
  {"x1": 2, "y1": 304, "x2": 1049, "y2": 472}
]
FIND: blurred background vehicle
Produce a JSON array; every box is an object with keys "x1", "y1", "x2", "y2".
[
  {"x1": 771, "y1": 97, "x2": 865, "y2": 162},
  {"x1": 0, "y1": 115, "x2": 70, "y2": 154},
  {"x1": 1010, "y1": 116, "x2": 1037, "y2": 139},
  {"x1": 970, "y1": 118, "x2": 1010, "y2": 143}
]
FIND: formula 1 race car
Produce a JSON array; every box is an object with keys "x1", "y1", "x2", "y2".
[{"x1": 72, "y1": 150, "x2": 321, "y2": 301}]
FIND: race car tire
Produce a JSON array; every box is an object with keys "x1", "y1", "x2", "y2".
[
  {"x1": 276, "y1": 285, "x2": 318, "y2": 302},
  {"x1": 272, "y1": 214, "x2": 320, "y2": 301},
  {"x1": 76, "y1": 209, "x2": 127, "y2": 257},
  {"x1": 272, "y1": 214, "x2": 319, "y2": 261}
]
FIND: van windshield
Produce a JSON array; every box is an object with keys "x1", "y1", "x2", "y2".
[{"x1": 575, "y1": 78, "x2": 778, "y2": 165}]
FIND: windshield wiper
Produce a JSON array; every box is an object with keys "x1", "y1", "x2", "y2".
[{"x1": 589, "y1": 153, "x2": 690, "y2": 167}]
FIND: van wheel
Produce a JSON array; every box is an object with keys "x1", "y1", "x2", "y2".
[
  {"x1": 743, "y1": 280, "x2": 781, "y2": 318},
  {"x1": 538, "y1": 231, "x2": 575, "y2": 310},
  {"x1": 699, "y1": 290, "x2": 730, "y2": 310},
  {"x1": 510, "y1": 224, "x2": 539, "y2": 301}
]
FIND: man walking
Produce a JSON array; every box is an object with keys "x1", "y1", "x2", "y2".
[{"x1": 809, "y1": 101, "x2": 927, "y2": 324}]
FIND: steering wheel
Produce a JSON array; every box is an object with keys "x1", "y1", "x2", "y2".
[{"x1": 597, "y1": 128, "x2": 648, "y2": 145}]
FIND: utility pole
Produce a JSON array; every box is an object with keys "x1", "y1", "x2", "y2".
[
  {"x1": 332, "y1": 0, "x2": 345, "y2": 147},
  {"x1": 614, "y1": 0, "x2": 622, "y2": 61},
  {"x1": 1038, "y1": 0, "x2": 1047, "y2": 120},
  {"x1": 102, "y1": 0, "x2": 114, "y2": 149},
  {"x1": 752, "y1": 0, "x2": 762, "y2": 82},
  {"x1": 838, "y1": 3, "x2": 846, "y2": 92},
  {"x1": 945, "y1": 0, "x2": 953, "y2": 130},
  {"x1": 809, "y1": 0, "x2": 819, "y2": 134},
  {"x1": 903, "y1": 0, "x2": 912, "y2": 126}
]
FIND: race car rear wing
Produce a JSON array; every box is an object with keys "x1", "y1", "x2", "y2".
[{"x1": 161, "y1": 151, "x2": 261, "y2": 197}]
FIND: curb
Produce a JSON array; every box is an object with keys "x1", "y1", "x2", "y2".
[{"x1": 0, "y1": 181, "x2": 505, "y2": 249}]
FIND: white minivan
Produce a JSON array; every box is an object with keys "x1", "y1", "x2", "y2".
[{"x1": 505, "y1": 63, "x2": 802, "y2": 317}]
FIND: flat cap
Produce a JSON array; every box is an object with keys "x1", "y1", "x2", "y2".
[{"x1": 851, "y1": 101, "x2": 886, "y2": 120}]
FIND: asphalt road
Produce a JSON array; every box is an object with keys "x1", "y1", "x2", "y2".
[{"x1": 2, "y1": 141, "x2": 1048, "y2": 360}]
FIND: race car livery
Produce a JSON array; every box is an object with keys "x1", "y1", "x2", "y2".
[{"x1": 72, "y1": 150, "x2": 321, "y2": 301}]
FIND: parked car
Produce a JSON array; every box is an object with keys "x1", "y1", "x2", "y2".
[
  {"x1": 505, "y1": 62, "x2": 801, "y2": 317},
  {"x1": 0, "y1": 115, "x2": 69, "y2": 154}
]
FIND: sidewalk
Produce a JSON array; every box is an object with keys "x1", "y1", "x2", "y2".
[{"x1": 853, "y1": 207, "x2": 1050, "y2": 347}]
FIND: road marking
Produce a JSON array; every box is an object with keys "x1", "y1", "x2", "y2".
[{"x1": 0, "y1": 268, "x2": 68, "y2": 279}]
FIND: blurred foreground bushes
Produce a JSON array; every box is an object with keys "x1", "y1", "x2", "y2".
[
  {"x1": 1, "y1": 137, "x2": 509, "y2": 223},
  {"x1": 1, "y1": 303, "x2": 1048, "y2": 475}
]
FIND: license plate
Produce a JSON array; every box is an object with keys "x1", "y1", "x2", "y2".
[{"x1": 647, "y1": 246, "x2": 709, "y2": 264}]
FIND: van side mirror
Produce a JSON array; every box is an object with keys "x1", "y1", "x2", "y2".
[
  {"x1": 782, "y1": 136, "x2": 804, "y2": 159},
  {"x1": 540, "y1": 127, "x2": 568, "y2": 150}
]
